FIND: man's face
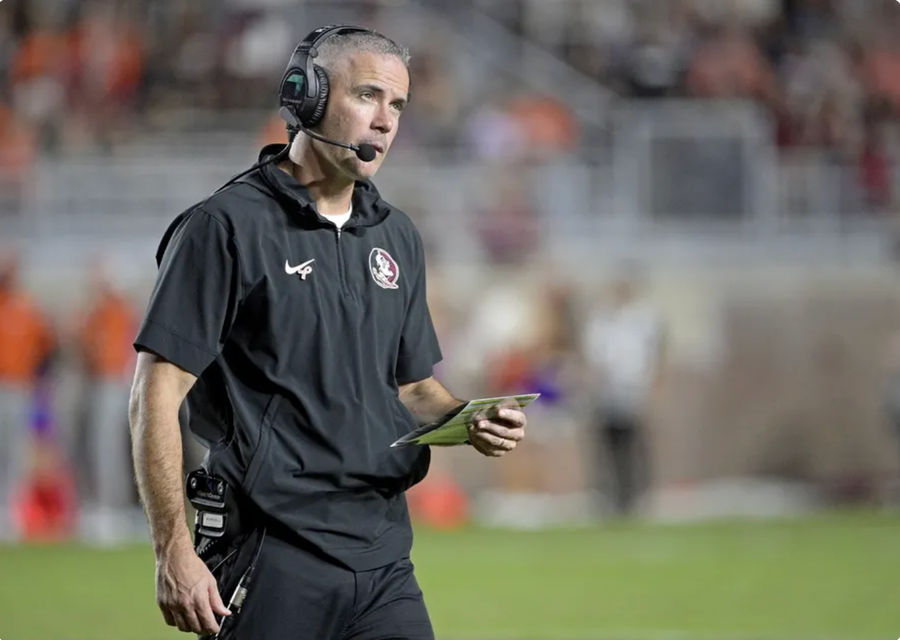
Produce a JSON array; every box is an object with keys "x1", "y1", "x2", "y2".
[{"x1": 314, "y1": 51, "x2": 409, "y2": 180}]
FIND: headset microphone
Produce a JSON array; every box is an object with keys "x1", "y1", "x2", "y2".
[
  {"x1": 303, "y1": 128, "x2": 376, "y2": 162},
  {"x1": 352, "y1": 141, "x2": 377, "y2": 162},
  {"x1": 279, "y1": 107, "x2": 376, "y2": 162}
]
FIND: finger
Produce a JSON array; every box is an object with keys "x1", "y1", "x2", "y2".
[
  {"x1": 179, "y1": 606, "x2": 204, "y2": 634},
  {"x1": 500, "y1": 426, "x2": 525, "y2": 442},
  {"x1": 487, "y1": 433, "x2": 509, "y2": 450},
  {"x1": 472, "y1": 420, "x2": 524, "y2": 441},
  {"x1": 493, "y1": 407, "x2": 526, "y2": 428},
  {"x1": 159, "y1": 603, "x2": 176, "y2": 627},
  {"x1": 467, "y1": 431, "x2": 493, "y2": 456},
  {"x1": 171, "y1": 610, "x2": 190, "y2": 633},
  {"x1": 473, "y1": 431, "x2": 514, "y2": 452},
  {"x1": 194, "y1": 595, "x2": 221, "y2": 635},
  {"x1": 209, "y1": 581, "x2": 231, "y2": 617},
  {"x1": 471, "y1": 424, "x2": 517, "y2": 448}
]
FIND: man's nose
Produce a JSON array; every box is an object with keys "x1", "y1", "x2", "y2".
[{"x1": 371, "y1": 104, "x2": 393, "y2": 134}]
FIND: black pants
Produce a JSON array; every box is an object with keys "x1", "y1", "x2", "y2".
[
  {"x1": 597, "y1": 410, "x2": 646, "y2": 515},
  {"x1": 205, "y1": 529, "x2": 434, "y2": 640}
]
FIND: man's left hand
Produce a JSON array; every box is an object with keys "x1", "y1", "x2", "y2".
[{"x1": 467, "y1": 402, "x2": 526, "y2": 457}]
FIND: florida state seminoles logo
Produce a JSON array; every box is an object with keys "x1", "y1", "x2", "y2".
[{"x1": 369, "y1": 247, "x2": 400, "y2": 290}]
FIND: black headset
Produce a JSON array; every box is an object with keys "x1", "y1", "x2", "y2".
[
  {"x1": 278, "y1": 24, "x2": 373, "y2": 131},
  {"x1": 216, "y1": 25, "x2": 379, "y2": 191}
]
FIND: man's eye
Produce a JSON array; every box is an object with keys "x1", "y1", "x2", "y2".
[{"x1": 360, "y1": 91, "x2": 374, "y2": 100}]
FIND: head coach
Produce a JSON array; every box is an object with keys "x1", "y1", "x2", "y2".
[{"x1": 128, "y1": 25, "x2": 528, "y2": 639}]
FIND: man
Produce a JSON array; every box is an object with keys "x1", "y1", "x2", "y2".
[
  {"x1": 582, "y1": 274, "x2": 663, "y2": 515},
  {"x1": 75, "y1": 261, "x2": 137, "y2": 543},
  {"x1": 884, "y1": 330, "x2": 900, "y2": 464},
  {"x1": 129, "y1": 26, "x2": 527, "y2": 639},
  {"x1": 0, "y1": 252, "x2": 56, "y2": 540}
]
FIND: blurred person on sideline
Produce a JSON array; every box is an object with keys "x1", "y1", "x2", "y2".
[
  {"x1": 0, "y1": 102, "x2": 37, "y2": 216},
  {"x1": 859, "y1": 18, "x2": 900, "y2": 114},
  {"x1": 883, "y1": 330, "x2": 900, "y2": 469},
  {"x1": 7, "y1": 3, "x2": 68, "y2": 151},
  {"x1": 474, "y1": 168, "x2": 540, "y2": 264},
  {"x1": 0, "y1": 252, "x2": 56, "y2": 540},
  {"x1": 68, "y1": 2, "x2": 144, "y2": 149},
  {"x1": 74, "y1": 261, "x2": 137, "y2": 542},
  {"x1": 582, "y1": 272, "x2": 664, "y2": 515},
  {"x1": 129, "y1": 26, "x2": 528, "y2": 639}
]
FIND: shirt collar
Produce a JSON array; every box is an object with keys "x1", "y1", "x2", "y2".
[{"x1": 249, "y1": 143, "x2": 390, "y2": 228}]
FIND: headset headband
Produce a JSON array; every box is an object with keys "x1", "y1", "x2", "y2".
[
  {"x1": 296, "y1": 25, "x2": 369, "y2": 100},
  {"x1": 279, "y1": 25, "x2": 374, "y2": 128},
  {"x1": 280, "y1": 25, "x2": 372, "y2": 116}
]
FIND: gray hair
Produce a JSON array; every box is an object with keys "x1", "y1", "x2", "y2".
[{"x1": 316, "y1": 30, "x2": 411, "y2": 74}]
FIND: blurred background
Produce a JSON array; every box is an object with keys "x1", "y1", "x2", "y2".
[{"x1": 1, "y1": 0, "x2": 899, "y2": 638}]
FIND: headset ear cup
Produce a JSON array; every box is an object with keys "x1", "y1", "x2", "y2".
[
  {"x1": 279, "y1": 67, "x2": 307, "y2": 129},
  {"x1": 305, "y1": 65, "x2": 330, "y2": 127}
]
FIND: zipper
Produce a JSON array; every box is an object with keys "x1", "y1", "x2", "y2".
[{"x1": 334, "y1": 226, "x2": 348, "y2": 295}]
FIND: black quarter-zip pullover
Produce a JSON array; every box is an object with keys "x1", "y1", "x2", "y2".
[{"x1": 135, "y1": 144, "x2": 442, "y2": 570}]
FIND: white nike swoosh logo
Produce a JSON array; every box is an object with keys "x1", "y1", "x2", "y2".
[{"x1": 285, "y1": 258, "x2": 315, "y2": 280}]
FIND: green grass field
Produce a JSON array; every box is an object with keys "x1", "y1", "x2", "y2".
[{"x1": 1, "y1": 510, "x2": 898, "y2": 640}]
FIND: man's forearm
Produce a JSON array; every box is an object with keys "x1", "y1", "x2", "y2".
[
  {"x1": 129, "y1": 375, "x2": 192, "y2": 555},
  {"x1": 398, "y1": 376, "x2": 465, "y2": 425}
]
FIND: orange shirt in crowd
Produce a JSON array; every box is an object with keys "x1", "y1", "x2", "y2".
[
  {"x1": 10, "y1": 30, "x2": 66, "y2": 84},
  {"x1": 78, "y1": 291, "x2": 136, "y2": 379},
  {"x1": 0, "y1": 289, "x2": 55, "y2": 384},
  {"x1": 506, "y1": 96, "x2": 578, "y2": 152},
  {"x1": 0, "y1": 103, "x2": 37, "y2": 176},
  {"x1": 862, "y1": 45, "x2": 900, "y2": 110}
]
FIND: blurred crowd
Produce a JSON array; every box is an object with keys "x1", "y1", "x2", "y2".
[
  {"x1": 2, "y1": 0, "x2": 900, "y2": 541},
  {"x1": 0, "y1": 240, "x2": 676, "y2": 541},
  {"x1": 1, "y1": 1, "x2": 898, "y2": 173},
  {"x1": 0, "y1": 252, "x2": 137, "y2": 542},
  {"x1": 0, "y1": 0, "x2": 897, "y2": 223},
  {"x1": 3, "y1": 250, "x2": 900, "y2": 541},
  {"x1": 489, "y1": 0, "x2": 900, "y2": 208}
]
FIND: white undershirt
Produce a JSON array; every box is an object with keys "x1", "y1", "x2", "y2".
[{"x1": 321, "y1": 204, "x2": 353, "y2": 229}]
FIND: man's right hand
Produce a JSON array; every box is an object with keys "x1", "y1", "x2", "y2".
[{"x1": 155, "y1": 540, "x2": 231, "y2": 634}]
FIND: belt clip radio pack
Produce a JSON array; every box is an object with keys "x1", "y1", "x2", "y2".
[{"x1": 186, "y1": 469, "x2": 228, "y2": 538}]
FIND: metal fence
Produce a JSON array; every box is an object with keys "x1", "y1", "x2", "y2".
[{"x1": 2, "y1": 101, "x2": 897, "y2": 266}]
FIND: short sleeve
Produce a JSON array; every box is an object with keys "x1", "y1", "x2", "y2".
[
  {"x1": 395, "y1": 233, "x2": 442, "y2": 384},
  {"x1": 134, "y1": 209, "x2": 242, "y2": 376}
]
